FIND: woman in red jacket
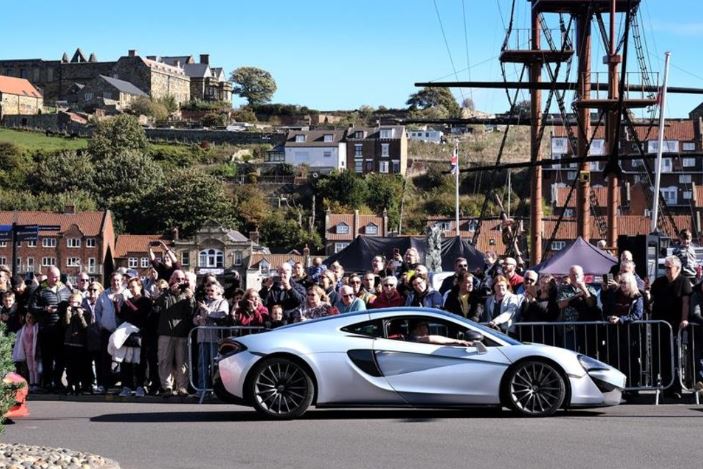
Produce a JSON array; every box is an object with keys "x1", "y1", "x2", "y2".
[
  {"x1": 233, "y1": 288, "x2": 269, "y2": 329},
  {"x1": 370, "y1": 276, "x2": 405, "y2": 309}
]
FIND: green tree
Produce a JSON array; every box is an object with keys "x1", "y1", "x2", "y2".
[
  {"x1": 230, "y1": 67, "x2": 277, "y2": 106},
  {"x1": 314, "y1": 170, "x2": 369, "y2": 209},
  {"x1": 365, "y1": 173, "x2": 404, "y2": 229},
  {"x1": 0, "y1": 142, "x2": 33, "y2": 190},
  {"x1": 406, "y1": 87, "x2": 461, "y2": 118},
  {"x1": 136, "y1": 168, "x2": 234, "y2": 237},
  {"x1": 260, "y1": 210, "x2": 322, "y2": 253},
  {"x1": 29, "y1": 151, "x2": 95, "y2": 194},
  {"x1": 0, "y1": 322, "x2": 19, "y2": 432},
  {"x1": 88, "y1": 114, "x2": 149, "y2": 159},
  {"x1": 202, "y1": 112, "x2": 227, "y2": 127},
  {"x1": 92, "y1": 150, "x2": 163, "y2": 209},
  {"x1": 231, "y1": 185, "x2": 269, "y2": 230}
]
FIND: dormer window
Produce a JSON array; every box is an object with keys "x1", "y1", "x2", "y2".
[
  {"x1": 365, "y1": 223, "x2": 378, "y2": 235},
  {"x1": 323, "y1": 134, "x2": 333, "y2": 143},
  {"x1": 295, "y1": 134, "x2": 306, "y2": 143},
  {"x1": 260, "y1": 260, "x2": 270, "y2": 274},
  {"x1": 379, "y1": 128, "x2": 394, "y2": 139},
  {"x1": 355, "y1": 131, "x2": 364, "y2": 139},
  {"x1": 336, "y1": 223, "x2": 350, "y2": 234}
]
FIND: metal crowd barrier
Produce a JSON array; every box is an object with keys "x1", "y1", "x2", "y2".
[
  {"x1": 187, "y1": 325, "x2": 267, "y2": 403},
  {"x1": 509, "y1": 321, "x2": 676, "y2": 403},
  {"x1": 678, "y1": 323, "x2": 703, "y2": 405}
]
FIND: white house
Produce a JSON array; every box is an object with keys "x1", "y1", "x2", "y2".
[
  {"x1": 407, "y1": 129, "x2": 444, "y2": 144},
  {"x1": 283, "y1": 130, "x2": 347, "y2": 174}
]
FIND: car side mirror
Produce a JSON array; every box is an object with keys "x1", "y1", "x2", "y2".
[{"x1": 462, "y1": 330, "x2": 484, "y2": 342}]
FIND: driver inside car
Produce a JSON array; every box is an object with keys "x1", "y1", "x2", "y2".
[{"x1": 407, "y1": 321, "x2": 474, "y2": 347}]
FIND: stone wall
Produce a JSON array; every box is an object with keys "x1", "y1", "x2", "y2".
[
  {"x1": 145, "y1": 128, "x2": 285, "y2": 145},
  {"x1": 150, "y1": 68, "x2": 190, "y2": 104},
  {"x1": 2, "y1": 114, "x2": 91, "y2": 136}
]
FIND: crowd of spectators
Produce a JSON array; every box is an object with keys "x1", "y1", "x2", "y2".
[{"x1": 1, "y1": 230, "x2": 702, "y2": 400}]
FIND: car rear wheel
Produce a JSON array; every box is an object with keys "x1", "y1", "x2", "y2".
[
  {"x1": 249, "y1": 357, "x2": 314, "y2": 419},
  {"x1": 504, "y1": 360, "x2": 566, "y2": 417}
]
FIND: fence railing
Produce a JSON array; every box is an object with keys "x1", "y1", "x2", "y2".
[
  {"x1": 187, "y1": 325, "x2": 267, "y2": 403},
  {"x1": 508, "y1": 321, "x2": 676, "y2": 398},
  {"x1": 678, "y1": 323, "x2": 703, "y2": 404}
]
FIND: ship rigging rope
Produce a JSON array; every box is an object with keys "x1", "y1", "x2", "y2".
[{"x1": 432, "y1": 0, "x2": 465, "y2": 101}]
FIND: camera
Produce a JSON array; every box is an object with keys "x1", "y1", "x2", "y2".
[{"x1": 178, "y1": 282, "x2": 189, "y2": 291}]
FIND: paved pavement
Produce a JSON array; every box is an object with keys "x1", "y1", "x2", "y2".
[{"x1": 4, "y1": 398, "x2": 703, "y2": 469}]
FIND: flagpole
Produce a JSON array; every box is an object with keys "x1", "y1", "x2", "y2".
[
  {"x1": 651, "y1": 51, "x2": 671, "y2": 233},
  {"x1": 454, "y1": 141, "x2": 460, "y2": 237}
]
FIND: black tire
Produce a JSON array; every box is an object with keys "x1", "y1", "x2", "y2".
[
  {"x1": 503, "y1": 359, "x2": 566, "y2": 417},
  {"x1": 248, "y1": 357, "x2": 314, "y2": 419}
]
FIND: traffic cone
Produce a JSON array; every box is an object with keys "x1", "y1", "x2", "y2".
[{"x1": 3, "y1": 372, "x2": 29, "y2": 418}]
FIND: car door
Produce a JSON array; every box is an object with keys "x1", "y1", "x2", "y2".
[{"x1": 372, "y1": 315, "x2": 511, "y2": 405}]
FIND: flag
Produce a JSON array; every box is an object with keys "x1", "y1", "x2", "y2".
[{"x1": 450, "y1": 147, "x2": 459, "y2": 175}]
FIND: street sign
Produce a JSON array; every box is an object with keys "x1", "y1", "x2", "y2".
[
  {"x1": 15, "y1": 225, "x2": 38, "y2": 241},
  {"x1": 0, "y1": 225, "x2": 11, "y2": 242}
]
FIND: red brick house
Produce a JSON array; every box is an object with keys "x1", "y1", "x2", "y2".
[
  {"x1": 324, "y1": 209, "x2": 388, "y2": 255},
  {"x1": 0, "y1": 208, "x2": 115, "y2": 283},
  {"x1": 113, "y1": 234, "x2": 171, "y2": 271}
]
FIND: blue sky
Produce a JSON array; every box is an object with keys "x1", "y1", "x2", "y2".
[{"x1": 3, "y1": 0, "x2": 702, "y2": 117}]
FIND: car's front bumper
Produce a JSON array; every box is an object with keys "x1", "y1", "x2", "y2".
[{"x1": 569, "y1": 367, "x2": 627, "y2": 407}]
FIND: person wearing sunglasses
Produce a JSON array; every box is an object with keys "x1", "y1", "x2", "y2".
[
  {"x1": 335, "y1": 285, "x2": 366, "y2": 313},
  {"x1": 439, "y1": 258, "x2": 470, "y2": 296},
  {"x1": 370, "y1": 276, "x2": 404, "y2": 309}
]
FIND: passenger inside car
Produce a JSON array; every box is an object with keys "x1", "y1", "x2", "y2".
[{"x1": 407, "y1": 320, "x2": 474, "y2": 347}]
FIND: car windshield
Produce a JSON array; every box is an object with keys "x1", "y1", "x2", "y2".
[{"x1": 448, "y1": 315, "x2": 522, "y2": 345}]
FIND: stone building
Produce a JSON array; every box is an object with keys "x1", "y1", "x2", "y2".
[
  {"x1": 0, "y1": 207, "x2": 116, "y2": 284},
  {"x1": 71, "y1": 75, "x2": 147, "y2": 111},
  {"x1": 111, "y1": 51, "x2": 190, "y2": 104},
  {"x1": 155, "y1": 54, "x2": 232, "y2": 102},
  {"x1": 0, "y1": 75, "x2": 43, "y2": 118},
  {"x1": 113, "y1": 234, "x2": 171, "y2": 271}
]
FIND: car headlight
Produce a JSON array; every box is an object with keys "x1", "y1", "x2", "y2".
[
  {"x1": 216, "y1": 338, "x2": 248, "y2": 361},
  {"x1": 577, "y1": 354, "x2": 610, "y2": 372}
]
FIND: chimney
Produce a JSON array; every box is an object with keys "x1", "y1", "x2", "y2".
[
  {"x1": 128, "y1": 49, "x2": 137, "y2": 57},
  {"x1": 171, "y1": 227, "x2": 179, "y2": 241},
  {"x1": 175, "y1": 60, "x2": 180, "y2": 68},
  {"x1": 64, "y1": 204, "x2": 76, "y2": 214},
  {"x1": 249, "y1": 230, "x2": 260, "y2": 244},
  {"x1": 200, "y1": 54, "x2": 210, "y2": 65}
]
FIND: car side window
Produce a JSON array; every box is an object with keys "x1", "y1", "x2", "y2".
[{"x1": 342, "y1": 319, "x2": 383, "y2": 338}]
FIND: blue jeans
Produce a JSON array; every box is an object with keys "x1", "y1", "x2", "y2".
[{"x1": 198, "y1": 342, "x2": 217, "y2": 391}]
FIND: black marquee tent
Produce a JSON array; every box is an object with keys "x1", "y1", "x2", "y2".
[
  {"x1": 324, "y1": 236, "x2": 485, "y2": 273},
  {"x1": 533, "y1": 236, "x2": 617, "y2": 276}
]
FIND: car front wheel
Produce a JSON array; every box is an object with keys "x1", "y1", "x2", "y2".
[
  {"x1": 249, "y1": 357, "x2": 314, "y2": 419},
  {"x1": 504, "y1": 360, "x2": 566, "y2": 417}
]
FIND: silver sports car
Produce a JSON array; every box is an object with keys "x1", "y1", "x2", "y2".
[{"x1": 214, "y1": 307, "x2": 625, "y2": 419}]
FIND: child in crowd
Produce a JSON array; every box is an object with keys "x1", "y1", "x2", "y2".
[
  {"x1": 12, "y1": 311, "x2": 40, "y2": 392},
  {"x1": 64, "y1": 292, "x2": 91, "y2": 394},
  {"x1": 1, "y1": 291, "x2": 22, "y2": 333},
  {"x1": 266, "y1": 304, "x2": 286, "y2": 329}
]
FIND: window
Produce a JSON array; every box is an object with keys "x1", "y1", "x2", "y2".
[
  {"x1": 551, "y1": 137, "x2": 568, "y2": 156},
  {"x1": 27, "y1": 240, "x2": 36, "y2": 247},
  {"x1": 631, "y1": 159, "x2": 643, "y2": 168},
  {"x1": 563, "y1": 208, "x2": 574, "y2": 217},
  {"x1": 140, "y1": 257, "x2": 150, "y2": 268},
  {"x1": 381, "y1": 143, "x2": 390, "y2": 157},
  {"x1": 0, "y1": 257, "x2": 6, "y2": 266},
  {"x1": 103, "y1": 91, "x2": 112, "y2": 100},
  {"x1": 0, "y1": 241, "x2": 7, "y2": 248},
  {"x1": 379, "y1": 161, "x2": 389, "y2": 173},
  {"x1": 648, "y1": 140, "x2": 679, "y2": 154},
  {"x1": 354, "y1": 144, "x2": 363, "y2": 157},
  {"x1": 67, "y1": 238, "x2": 81, "y2": 248},
  {"x1": 336, "y1": 223, "x2": 350, "y2": 234},
  {"x1": 181, "y1": 251, "x2": 190, "y2": 267},
  {"x1": 365, "y1": 224, "x2": 378, "y2": 235},
  {"x1": 684, "y1": 191, "x2": 692, "y2": 200},
  {"x1": 334, "y1": 242, "x2": 350, "y2": 253},
  {"x1": 589, "y1": 161, "x2": 601, "y2": 172},
  {"x1": 661, "y1": 158, "x2": 673, "y2": 173},
  {"x1": 379, "y1": 128, "x2": 393, "y2": 139},
  {"x1": 42, "y1": 238, "x2": 57, "y2": 247},
  {"x1": 341, "y1": 319, "x2": 383, "y2": 338},
  {"x1": 661, "y1": 187, "x2": 677, "y2": 205},
  {"x1": 15, "y1": 240, "x2": 21, "y2": 247},
  {"x1": 323, "y1": 150, "x2": 332, "y2": 158},
  {"x1": 259, "y1": 260, "x2": 270, "y2": 274},
  {"x1": 381, "y1": 316, "x2": 500, "y2": 346},
  {"x1": 42, "y1": 257, "x2": 56, "y2": 267},
  {"x1": 234, "y1": 250, "x2": 243, "y2": 266},
  {"x1": 86, "y1": 238, "x2": 96, "y2": 247},
  {"x1": 435, "y1": 221, "x2": 451, "y2": 231},
  {"x1": 88, "y1": 258, "x2": 96, "y2": 273},
  {"x1": 354, "y1": 131, "x2": 364, "y2": 139},
  {"x1": 199, "y1": 249, "x2": 224, "y2": 268},
  {"x1": 84, "y1": 92, "x2": 93, "y2": 102},
  {"x1": 15, "y1": 257, "x2": 20, "y2": 269},
  {"x1": 323, "y1": 134, "x2": 333, "y2": 143},
  {"x1": 683, "y1": 142, "x2": 696, "y2": 151},
  {"x1": 67, "y1": 257, "x2": 81, "y2": 267},
  {"x1": 588, "y1": 139, "x2": 605, "y2": 156},
  {"x1": 683, "y1": 158, "x2": 696, "y2": 168},
  {"x1": 354, "y1": 160, "x2": 363, "y2": 173},
  {"x1": 551, "y1": 241, "x2": 566, "y2": 251},
  {"x1": 392, "y1": 161, "x2": 400, "y2": 173},
  {"x1": 26, "y1": 257, "x2": 34, "y2": 272},
  {"x1": 679, "y1": 174, "x2": 692, "y2": 184},
  {"x1": 295, "y1": 134, "x2": 305, "y2": 143},
  {"x1": 128, "y1": 257, "x2": 138, "y2": 268}
]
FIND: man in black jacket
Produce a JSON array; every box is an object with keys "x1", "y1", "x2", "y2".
[
  {"x1": 264, "y1": 263, "x2": 305, "y2": 322},
  {"x1": 30, "y1": 266, "x2": 72, "y2": 391}
]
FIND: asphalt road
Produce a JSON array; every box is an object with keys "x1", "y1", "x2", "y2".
[{"x1": 4, "y1": 399, "x2": 703, "y2": 469}]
